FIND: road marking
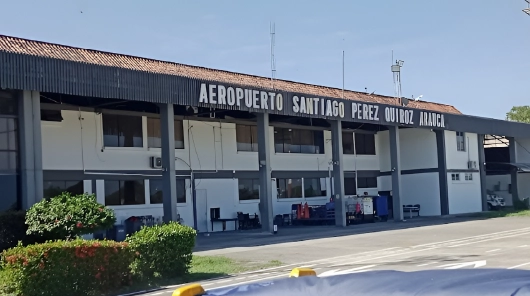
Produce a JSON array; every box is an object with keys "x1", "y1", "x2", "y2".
[
  {"x1": 148, "y1": 293, "x2": 163, "y2": 296},
  {"x1": 320, "y1": 265, "x2": 376, "y2": 277},
  {"x1": 519, "y1": 245, "x2": 528, "y2": 248},
  {"x1": 417, "y1": 261, "x2": 438, "y2": 267},
  {"x1": 213, "y1": 273, "x2": 287, "y2": 290},
  {"x1": 449, "y1": 231, "x2": 530, "y2": 248},
  {"x1": 507, "y1": 262, "x2": 530, "y2": 269},
  {"x1": 215, "y1": 279, "x2": 234, "y2": 284},
  {"x1": 235, "y1": 247, "x2": 403, "y2": 275},
  {"x1": 486, "y1": 249, "x2": 501, "y2": 253},
  {"x1": 438, "y1": 260, "x2": 487, "y2": 269},
  {"x1": 411, "y1": 227, "x2": 530, "y2": 249}
]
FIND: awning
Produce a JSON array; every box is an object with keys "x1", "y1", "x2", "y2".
[{"x1": 491, "y1": 162, "x2": 530, "y2": 172}]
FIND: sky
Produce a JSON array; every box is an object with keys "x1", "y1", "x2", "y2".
[{"x1": 1, "y1": 0, "x2": 529, "y2": 119}]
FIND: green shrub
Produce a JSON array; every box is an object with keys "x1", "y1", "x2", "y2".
[
  {"x1": 514, "y1": 197, "x2": 530, "y2": 210},
  {"x1": 25, "y1": 192, "x2": 116, "y2": 240},
  {"x1": 126, "y1": 222, "x2": 196, "y2": 280},
  {"x1": 0, "y1": 211, "x2": 43, "y2": 253},
  {"x1": 0, "y1": 239, "x2": 135, "y2": 296}
]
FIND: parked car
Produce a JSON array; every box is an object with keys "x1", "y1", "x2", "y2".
[{"x1": 487, "y1": 194, "x2": 506, "y2": 210}]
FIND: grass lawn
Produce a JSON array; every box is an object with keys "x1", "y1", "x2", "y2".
[
  {"x1": 479, "y1": 209, "x2": 530, "y2": 218},
  {"x1": 114, "y1": 255, "x2": 283, "y2": 295}
]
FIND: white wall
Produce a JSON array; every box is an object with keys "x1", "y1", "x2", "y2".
[
  {"x1": 376, "y1": 128, "x2": 440, "y2": 216},
  {"x1": 448, "y1": 172, "x2": 482, "y2": 214},
  {"x1": 41, "y1": 110, "x2": 379, "y2": 231},
  {"x1": 444, "y1": 131, "x2": 482, "y2": 214}
]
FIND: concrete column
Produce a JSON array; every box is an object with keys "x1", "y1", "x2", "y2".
[
  {"x1": 32, "y1": 91, "x2": 43, "y2": 202},
  {"x1": 389, "y1": 126, "x2": 403, "y2": 221},
  {"x1": 256, "y1": 113, "x2": 273, "y2": 233},
  {"x1": 330, "y1": 120, "x2": 346, "y2": 227},
  {"x1": 19, "y1": 90, "x2": 43, "y2": 209},
  {"x1": 159, "y1": 103, "x2": 178, "y2": 223},
  {"x1": 508, "y1": 137, "x2": 519, "y2": 205},
  {"x1": 435, "y1": 130, "x2": 449, "y2": 215},
  {"x1": 477, "y1": 134, "x2": 488, "y2": 211}
]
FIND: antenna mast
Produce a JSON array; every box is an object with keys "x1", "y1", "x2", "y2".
[
  {"x1": 270, "y1": 22, "x2": 276, "y2": 89},
  {"x1": 391, "y1": 57, "x2": 404, "y2": 105}
]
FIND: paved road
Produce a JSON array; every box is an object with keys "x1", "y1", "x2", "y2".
[{"x1": 128, "y1": 217, "x2": 530, "y2": 296}]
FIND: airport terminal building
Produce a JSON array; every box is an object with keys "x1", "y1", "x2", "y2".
[{"x1": 1, "y1": 35, "x2": 529, "y2": 233}]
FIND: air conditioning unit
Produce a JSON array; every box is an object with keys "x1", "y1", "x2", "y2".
[
  {"x1": 467, "y1": 160, "x2": 477, "y2": 169},
  {"x1": 150, "y1": 156, "x2": 162, "y2": 169}
]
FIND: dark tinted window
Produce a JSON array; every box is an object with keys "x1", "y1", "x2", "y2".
[
  {"x1": 105, "y1": 180, "x2": 145, "y2": 205},
  {"x1": 274, "y1": 127, "x2": 324, "y2": 154},
  {"x1": 276, "y1": 178, "x2": 303, "y2": 198},
  {"x1": 304, "y1": 178, "x2": 326, "y2": 197},
  {"x1": 236, "y1": 125, "x2": 258, "y2": 152},
  {"x1": 43, "y1": 180, "x2": 84, "y2": 199},
  {"x1": 146, "y1": 118, "x2": 184, "y2": 149},
  {"x1": 355, "y1": 133, "x2": 376, "y2": 155},
  {"x1": 103, "y1": 114, "x2": 143, "y2": 147},
  {"x1": 238, "y1": 179, "x2": 260, "y2": 200},
  {"x1": 149, "y1": 179, "x2": 187, "y2": 204}
]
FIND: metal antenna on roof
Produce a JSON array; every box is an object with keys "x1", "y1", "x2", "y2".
[
  {"x1": 391, "y1": 54, "x2": 405, "y2": 106},
  {"x1": 342, "y1": 50, "x2": 345, "y2": 99},
  {"x1": 270, "y1": 22, "x2": 276, "y2": 89}
]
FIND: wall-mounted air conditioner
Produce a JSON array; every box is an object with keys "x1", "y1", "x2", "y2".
[
  {"x1": 467, "y1": 161, "x2": 477, "y2": 169},
  {"x1": 150, "y1": 156, "x2": 162, "y2": 169}
]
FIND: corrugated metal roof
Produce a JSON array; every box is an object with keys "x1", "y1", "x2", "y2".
[{"x1": 0, "y1": 35, "x2": 461, "y2": 115}]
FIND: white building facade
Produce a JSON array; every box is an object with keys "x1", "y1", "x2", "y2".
[{"x1": 1, "y1": 35, "x2": 529, "y2": 233}]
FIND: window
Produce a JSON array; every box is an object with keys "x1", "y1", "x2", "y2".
[
  {"x1": 238, "y1": 179, "x2": 260, "y2": 201},
  {"x1": 276, "y1": 178, "x2": 303, "y2": 198},
  {"x1": 304, "y1": 178, "x2": 326, "y2": 197},
  {"x1": 456, "y1": 132, "x2": 466, "y2": 151},
  {"x1": 274, "y1": 127, "x2": 324, "y2": 154},
  {"x1": 0, "y1": 92, "x2": 17, "y2": 116},
  {"x1": 102, "y1": 114, "x2": 143, "y2": 147},
  {"x1": 342, "y1": 133, "x2": 376, "y2": 155},
  {"x1": 464, "y1": 173, "x2": 473, "y2": 181},
  {"x1": 146, "y1": 118, "x2": 184, "y2": 149},
  {"x1": 149, "y1": 179, "x2": 186, "y2": 204},
  {"x1": 451, "y1": 173, "x2": 460, "y2": 181},
  {"x1": 105, "y1": 180, "x2": 145, "y2": 205},
  {"x1": 43, "y1": 181, "x2": 84, "y2": 199},
  {"x1": 344, "y1": 177, "x2": 378, "y2": 195},
  {"x1": 236, "y1": 124, "x2": 258, "y2": 152},
  {"x1": 0, "y1": 118, "x2": 18, "y2": 171}
]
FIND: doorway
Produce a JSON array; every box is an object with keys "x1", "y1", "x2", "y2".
[{"x1": 195, "y1": 189, "x2": 208, "y2": 233}]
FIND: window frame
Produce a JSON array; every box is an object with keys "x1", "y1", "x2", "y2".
[
  {"x1": 102, "y1": 113, "x2": 144, "y2": 148},
  {"x1": 456, "y1": 132, "x2": 466, "y2": 152},
  {"x1": 148, "y1": 178, "x2": 187, "y2": 204},
  {"x1": 235, "y1": 124, "x2": 259, "y2": 152},
  {"x1": 273, "y1": 127, "x2": 324, "y2": 154},
  {"x1": 42, "y1": 180, "x2": 85, "y2": 200},
  {"x1": 146, "y1": 117, "x2": 185, "y2": 149},
  {"x1": 451, "y1": 173, "x2": 461, "y2": 181},
  {"x1": 104, "y1": 179, "x2": 146, "y2": 206},
  {"x1": 238, "y1": 178, "x2": 260, "y2": 201}
]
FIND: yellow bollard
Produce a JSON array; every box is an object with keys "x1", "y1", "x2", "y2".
[
  {"x1": 172, "y1": 283, "x2": 205, "y2": 296},
  {"x1": 289, "y1": 267, "x2": 317, "y2": 278}
]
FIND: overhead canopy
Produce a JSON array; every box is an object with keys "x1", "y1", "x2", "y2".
[{"x1": 492, "y1": 162, "x2": 530, "y2": 172}]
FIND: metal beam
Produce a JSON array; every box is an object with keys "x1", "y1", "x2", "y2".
[
  {"x1": 389, "y1": 126, "x2": 403, "y2": 221},
  {"x1": 159, "y1": 103, "x2": 178, "y2": 223},
  {"x1": 257, "y1": 113, "x2": 273, "y2": 233},
  {"x1": 508, "y1": 137, "x2": 519, "y2": 205},
  {"x1": 330, "y1": 120, "x2": 346, "y2": 227},
  {"x1": 477, "y1": 134, "x2": 488, "y2": 211}
]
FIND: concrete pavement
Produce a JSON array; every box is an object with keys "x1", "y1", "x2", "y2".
[{"x1": 126, "y1": 216, "x2": 530, "y2": 296}]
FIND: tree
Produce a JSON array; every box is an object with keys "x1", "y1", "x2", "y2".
[
  {"x1": 26, "y1": 192, "x2": 116, "y2": 240},
  {"x1": 506, "y1": 106, "x2": 530, "y2": 123}
]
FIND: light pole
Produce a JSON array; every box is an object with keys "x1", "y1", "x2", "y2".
[{"x1": 524, "y1": 0, "x2": 530, "y2": 16}]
